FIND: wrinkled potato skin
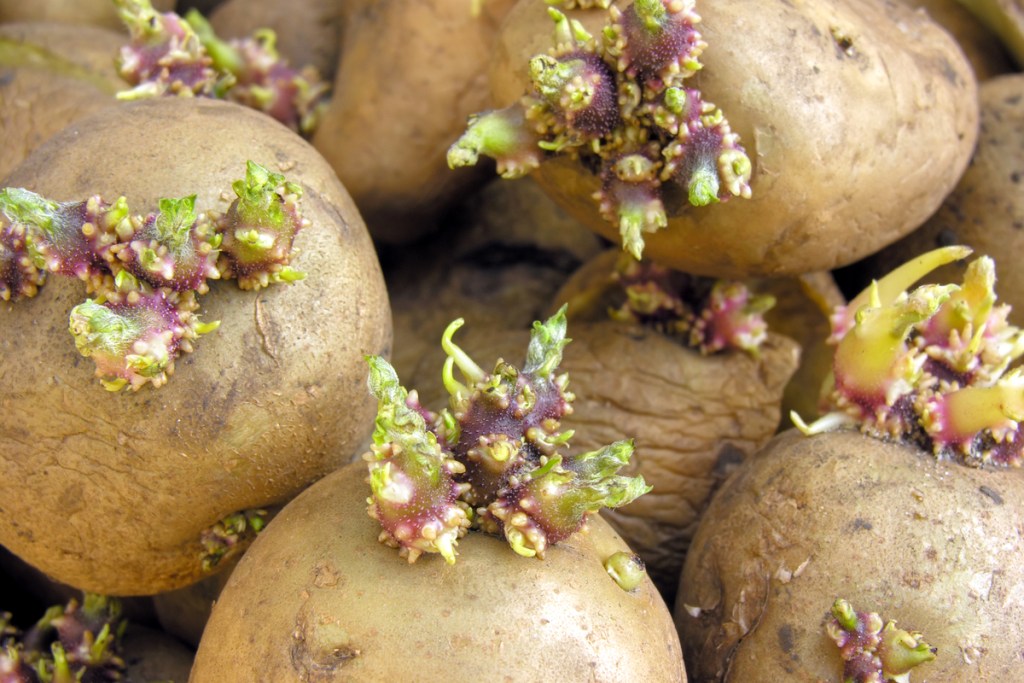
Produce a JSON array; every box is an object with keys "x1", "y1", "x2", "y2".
[
  {"x1": 490, "y1": 0, "x2": 978, "y2": 278},
  {"x1": 676, "y1": 429, "x2": 1024, "y2": 682},
  {"x1": 0, "y1": 22, "x2": 125, "y2": 181},
  {"x1": 190, "y1": 462, "x2": 686, "y2": 682},
  {"x1": 842, "y1": 74, "x2": 1024, "y2": 323},
  {"x1": 209, "y1": 0, "x2": 345, "y2": 81},
  {"x1": 312, "y1": 0, "x2": 518, "y2": 243},
  {"x1": 0, "y1": 0, "x2": 175, "y2": 31},
  {"x1": 0, "y1": 98, "x2": 392, "y2": 595},
  {"x1": 554, "y1": 324, "x2": 798, "y2": 601}
]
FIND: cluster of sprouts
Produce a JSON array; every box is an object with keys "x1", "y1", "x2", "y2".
[
  {"x1": 794, "y1": 245, "x2": 1024, "y2": 467},
  {"x1": 606, "y1": 253, "x2": 773, "y2": 354},
  {"x1": 448, "y1": 0, "x2": 751, "y2": 260},
  {"x1": 0, "y1": 161, "x2": 307, "y2": 391},
  {"x1": 114, "y1": 0, "x2": 329, "y2": 135},
  {"x1": 363, "y1": 307, "x2": 650, "y2": 565},
  {"x1": 826, "y1": 599, "x2": 936, "y2": 683},
  {"x1": 0, "y1": 594, "x2": 127, "y2": 682}
]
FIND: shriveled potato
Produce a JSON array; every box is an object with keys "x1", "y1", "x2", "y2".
[
  {"x1": 312, "y1": 0, "x2": 519, "y2": 243},
  {"x1": 0, "y1": 0, "x2": 175, "y2": 31},
  {"x1": 839, "y1": 74, "x2": 1024, "y2": 324},
  {"x1": 190, "y1": 461, "x2": 686, "y2": 682},
  {"x1": 0, "y1": 97, "x2": 391, "y2": 595},
  {"x1": 676, "y1": 429, "x2": 1024, "y2": 682},
  {"x1": 486, "y1": 0, "x2": 979, "y2": 278},
  {"x1": 208, "y1": 0, "x2": 345, "y2": 81},
  {"x1": 0, "y1": 22, "x2": 124, "y2": 181}
]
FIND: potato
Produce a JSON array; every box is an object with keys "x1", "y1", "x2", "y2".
[
  {"x1": 485, "y1": 0, "x2": 979, "y2": 278},
  {"x1": 151, "y1": 552, "x2": 238, "y2": 647},
  {"x1": 312, "y1": 0, "x2": 519, "y2": 243},
  {"x1": 0, "y1": 97, "x2": 391, "y2": 595},
  {"x1": 837, "y1": 74, "x2": 1024, "y2": 324},
  {"x1": 122, "y1": 624, "x2": 195, "y2": 683},
  {"x1": 0, "y1": 0, "x2": 175, "y2": 31},
  {"x1": 0, "y1": 22, "x2": 124, "y2": 181},
  {"x1": 676, "y1": 429, "x2": 1024, "y2": 682},
  {"x1": 899, "y1": 0, "x2": 1014, "y2": 78},
  {"x1": 956, "y1": 0, "x2": 1024, "y2": 66},
  {"x1": 190, "y1": 461, "x2": 686, "y2": 682},
  {"x1": 208, "y1": 0, "x2": 345, "y2": 81},
  {"x1": 386, "y1": 176, "x2": 606, "y2": 381},
  {"x1": 401, "y1": 284, "x2": 798, "y2": 604}
]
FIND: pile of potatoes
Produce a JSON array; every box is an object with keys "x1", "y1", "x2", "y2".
[{"x1": 2, "y1": 0, "x2": 1023, "y2": 681}]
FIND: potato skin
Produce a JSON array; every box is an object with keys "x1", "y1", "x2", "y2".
[
  {"x1": 312, "y1": 0, "x2": 518, "y2": 243},
  {"x1": 0, "y1": 22, "x2": 125, "y2": 181},
  {"x1": 0, "y1": 0, "x2": 175, "y2": 31},
  {"x1": 0, "y1": 98, "x2": 391, "y2": 595},
  {"x1": 840, "y1": 74, "x2": 1024, "y2": 323},
  {"x1": 490, "y1": 0, "x2": 979, "y2": 278},
  {"x1": 676, "y1": 429, "x2": 1024, "y2": 682},
  {"x1": 190, "y1": 461, "x2": 686, "y2": 682}
]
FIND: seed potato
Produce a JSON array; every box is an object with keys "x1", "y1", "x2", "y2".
[
  {"x1": 190, "y1": 461, "x2": 686, "y2": 682},
  {"x1": 0, "y1": 97, "x2": 391, "y2": 595},
  {"x1": 488, "y1": 0, "x2": 979, "y2": 277}
]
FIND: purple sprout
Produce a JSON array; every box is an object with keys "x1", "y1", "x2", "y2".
[
  {"x1": 184, "y1": 10, "x2": 330, "y2": 135},
  {"x1": 216, "y1": 161, "x2": 307, "y2": 290},
  {"x1": 115, "y1": 0, "x2": 220, "y2": 98},
  {"x1": 365, "y1": 356, "x2": 473, "y2": 565},
  {"x1": 608, "y1": 253, "x2": 774, "y2": 354},
  {"x1": 69, "y1": 286, "x2": 218, "y2": 392},
  {"x1": 0, "y1": 219, "x2": 46, "y2": 302},
  {"x1": 826, "y1": 599, "x2": 936, "y2": 683},
  {"x1": 0, "y1": 189, "x2": 130, "y2": 293},
  {"x1": 109, "y1": 195, "x2": 222, "y2": 293}
]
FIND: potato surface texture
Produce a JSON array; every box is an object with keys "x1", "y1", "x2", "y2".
[
  {"x1": 0, "y1": 98, "x2": 392, "y2": 595},
  {"x1": 0, "y1": 0, "x2": 175, "y2": 30},
  {"x1": 312, "y1": 0, "x2": 518, "y2": 243},
  {"x1": 845, "y1": 74, "x2": 1024, "y2": 324},
  {"x1": 489, "y1": 0, "x2": 979, "y2": 277},
  {"x1": 190, "y1": 461, "x2": 686, "y2": 682},
  {"x1": 676, "y1": 429, "x2": 1024, "y2": 682},
  {"x1": 0, "y1": 22, "x2": 125, "y2": 181}
]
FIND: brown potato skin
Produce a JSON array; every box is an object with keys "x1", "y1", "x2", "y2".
[
  {"x1": 676, "y1": 429, "x2": 1024, "y2": 682},
  {"x1": 0, "y1": 0, "x2": 175, "y2": 31},
  {"x1": 490, "y1": 0, "x2": 979, "y2": 278},
  {"x1": 0, "y1": 22, "x2": 126, "y2": 181},
  {"x1": 312, "y1": 0, "x2": 518, "y2": 244},
  {"x1": 0, "y1": 98, "x2": 392, "y2": 595},
  {"x1": 556, "y1": 323, "x2": 798, "y2": 603},
  {"x1": 190, "y1": 461, "x2": 686, "y2": 682},
  {"x1": 842, "y1": 74, "x2": 1024, "y2": 324}
]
